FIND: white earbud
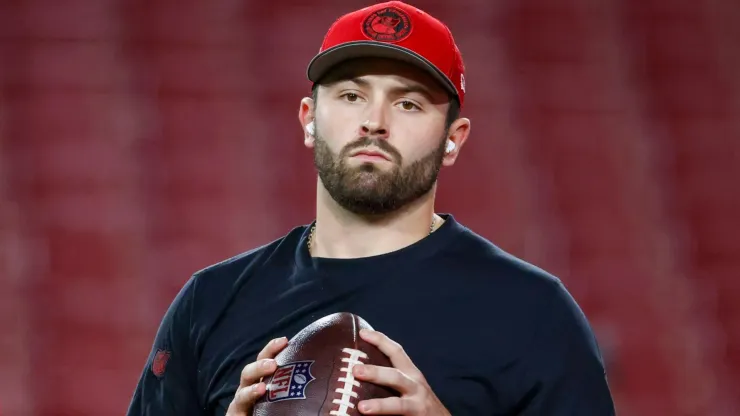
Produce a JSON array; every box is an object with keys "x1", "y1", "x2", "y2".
[
  {"x1": 445, "y1": 140, "x2": 456, "y2": 153},
  {"x1": 306, "y1": 121, "x2": 315, "y2": 136}
]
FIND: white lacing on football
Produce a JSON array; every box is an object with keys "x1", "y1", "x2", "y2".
[{"x1": 329, "y1": 348, "x2": 368, "y2": 416}]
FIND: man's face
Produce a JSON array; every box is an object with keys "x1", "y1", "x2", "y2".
[{"x1": 311, "y1": 58, "x2": 452, "y2": 216}]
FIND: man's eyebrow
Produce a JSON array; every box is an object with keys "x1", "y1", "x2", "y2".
[
  {"x1": 337, "y1": 77, "x2": 438, "y2": 102},
  {"x1": 390, "y1": 84, "x2": 436, "y2": 102},
  {"x1": 345, "y1": 77, "x2": 371, "y2": 88}
]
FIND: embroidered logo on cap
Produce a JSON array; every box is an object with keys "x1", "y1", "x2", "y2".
[{"x1": 362, "y1": 7, "x2": 412, "y2": 42}]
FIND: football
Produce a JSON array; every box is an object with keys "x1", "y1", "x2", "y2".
[{"x1": 252, "y1": 312, "x2": 398, "y2": 416}]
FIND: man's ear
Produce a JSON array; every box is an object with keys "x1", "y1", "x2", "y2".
[
  {"x1": 299, "y1": 97, "x2": 315, "y2": 148},
  {"x1": 442, "y1": 117, "x2": 471, "y2": 167}
]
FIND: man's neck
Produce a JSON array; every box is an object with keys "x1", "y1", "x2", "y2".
[{"x1": 310, "y1": 183, "x2": 442, "y2": 259}]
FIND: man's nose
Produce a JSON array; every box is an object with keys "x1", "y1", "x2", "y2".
[
  {"x1": 359, "y1": 102, "x2": 390, "y2": 139},
  {"x1": 359, "y1": 120, "x2": 389, "y2": 138}
]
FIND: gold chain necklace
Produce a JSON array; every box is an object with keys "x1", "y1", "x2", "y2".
[{"x1": 307, "y1": 217, "x2": 437, "y2": 252}]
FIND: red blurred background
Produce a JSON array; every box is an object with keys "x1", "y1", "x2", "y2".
[{"x1": 1, "y1": 0, "x2": 739, "y2": 415}]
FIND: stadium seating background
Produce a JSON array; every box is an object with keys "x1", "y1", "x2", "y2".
[{"x1": 0, "y1": 0, "x2": 738, "y2": 414}]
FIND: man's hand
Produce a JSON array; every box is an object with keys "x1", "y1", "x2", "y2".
[
  {"x1": 226, "y1": 336, "x2": 288, "y2": 416},
  {"x1": 353, "y1": 329, "x2": 451, "y2": 415}
]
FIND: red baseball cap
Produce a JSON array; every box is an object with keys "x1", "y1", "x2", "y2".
[{"x1": 307, "y1": 1, "x2": 467, "y2": 108}]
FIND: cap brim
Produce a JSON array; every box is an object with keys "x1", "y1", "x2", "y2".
[{"x1": 307, "y1": 41, "x2": 458, "y2": 99}]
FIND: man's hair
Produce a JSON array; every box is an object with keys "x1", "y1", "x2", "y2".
[{"x1": 311, "y1": 85, "x2": 461, "y2": 129}]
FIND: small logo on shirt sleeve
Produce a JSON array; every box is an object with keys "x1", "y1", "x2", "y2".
[{"x1": 151, "y1": 349, "x2": 171, "y2": 378}]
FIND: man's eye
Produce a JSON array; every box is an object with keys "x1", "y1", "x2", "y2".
[
  {"x1": 399, "y1": 101, "x2": 419, "y2": 111},
  {"x1": 342, "y1": 93, "x2": 359, "y2": 102}
]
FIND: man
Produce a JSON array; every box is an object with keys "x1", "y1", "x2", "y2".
[{"x1": 127, "y1": 1, "x2": 616, "y2": 415}]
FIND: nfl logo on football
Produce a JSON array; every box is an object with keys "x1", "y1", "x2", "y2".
[{"x1": 266, "y1": 361, "x2": 316, "y2": 402}]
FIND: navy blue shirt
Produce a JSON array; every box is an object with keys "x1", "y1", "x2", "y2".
[{"x1": 126, "y1": 215, "x2": 615, "y2": 415}]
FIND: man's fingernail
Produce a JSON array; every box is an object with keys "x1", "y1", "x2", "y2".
[
  {"x1": 354, "y1": 365, "x2": 364, "y2": 376},
  {"x1": 359, "y1": 401, "x2": 371, "y2": 412},
  {"x1": 262, "y1": 359, "x2": 273, "y2": 369}
]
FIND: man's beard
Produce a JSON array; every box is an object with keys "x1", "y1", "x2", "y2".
[{"x1": 313, "y1": 125, "x2": 447, "y2": 216}]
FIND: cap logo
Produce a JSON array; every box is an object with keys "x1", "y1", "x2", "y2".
[{"x1": 362, "y1": 7, "x2": 412, "y2": 42}]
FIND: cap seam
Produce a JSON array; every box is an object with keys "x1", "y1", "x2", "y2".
[
  {"x1": 444, "y1": 25, "x2": 456, "y2": 77},
  {"x1": 322, "y1": 16, "x2": 344, "y2": 48}
]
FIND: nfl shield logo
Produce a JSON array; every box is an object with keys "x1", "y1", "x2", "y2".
[{"x1": 265, "y1": 361, "x2": 316, "y2": 402}]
